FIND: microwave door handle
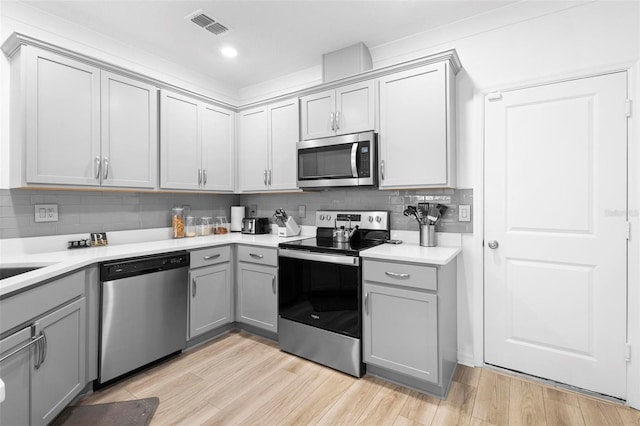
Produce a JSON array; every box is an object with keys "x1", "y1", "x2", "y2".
[{"x1": 350, "y1": 143, "x2": 358, "y2": 178}]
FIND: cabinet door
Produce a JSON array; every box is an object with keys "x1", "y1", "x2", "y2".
[
  {"x1": 238, "y1": 107, "x2": 269, "y2": 192},
  {"x1": 201, "y1": 104, "x2": 235, "y2": 192},
  {"x1": 0, "y1": 327, "x2": 32, "y2": 426},
  {"x1": 189, "y1": 263, "x2": 232, "y2": 339},
  {"x1": 32, "y1": 298, "x2": 86, "y2": 425},
  {"x1": 300, "y1": 89, "x2": 335, "y2": 140},
  {"x1": 25, "y1": 47, "x2": 101, "y2": 185},
  {"x1": 236, "y1": 263, "x2": 277, "y2": 333},
  {"x1": 335, "y1": 80, "x2": 375, "y2": 136},
  {"x1": 363, "y1": 283, "x2": 438, "y2": 383},
  {"x1": 160, "y1": 90, "x2": 201, "y2": 190},
  {"x1": 268, "y1": 98, "x2": 299, "y2": 191},
  {"x1": 378, "y1": 63, "x2": 449, "y2": 188},
  {"x1": 101, "y1": 71, "x2": 158, "y2": 188}
]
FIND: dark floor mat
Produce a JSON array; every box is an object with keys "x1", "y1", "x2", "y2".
[{"x1": 51, "y1": 397, "x2": 159, "y2": 426}]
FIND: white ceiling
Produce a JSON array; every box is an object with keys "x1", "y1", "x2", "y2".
[{"x1": 19, "y1": 0, "x2": 517, "y2": 89}]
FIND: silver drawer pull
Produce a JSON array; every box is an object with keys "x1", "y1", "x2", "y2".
[
  {"x1": 249, "y1": 253, "x2": 264, "y2": 259},
  {"x1": 385, "y1": 271, "x2": 410, "y2": 279},
  {"x1": 203, "y1": 254, "x2": 221, "y2": 260}
]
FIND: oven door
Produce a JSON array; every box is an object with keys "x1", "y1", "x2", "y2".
[{"x1": 278, "y1": 249, "x2": 361, "y2": 338}]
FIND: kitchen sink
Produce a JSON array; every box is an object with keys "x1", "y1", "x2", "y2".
[{"x1": 0, "y1": 267, "x2": 43, "y2": 280}]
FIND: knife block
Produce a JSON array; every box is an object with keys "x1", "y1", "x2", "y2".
[{"x1": 278, "y1": 217, "x2": 301, "y2": 237}]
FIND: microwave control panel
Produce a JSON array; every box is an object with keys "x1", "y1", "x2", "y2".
[{"x1": 358, "y1": 142, "x2": 371, "y2": 178}]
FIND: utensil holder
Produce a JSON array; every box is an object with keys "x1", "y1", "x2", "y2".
[{"x1": 420, "y1": 224, "x2": 437, "y2": 247}]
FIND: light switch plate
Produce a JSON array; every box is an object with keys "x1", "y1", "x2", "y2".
[
  {"x1": 298, "y1": 205, "x2": 306, "y2": 218},
  {"x1": 35, "y1": 204, "x2": 58, "y2": 222},
  {"x1": 459, "y1": 205, "x2": 471, "y2": 222}
]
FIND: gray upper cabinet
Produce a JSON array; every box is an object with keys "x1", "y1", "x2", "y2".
[
  {"x1": 15, "y1": 46, "x2": 158, "y2": 189},
  {"x1": 378, "y1": 62, "x2": 456, "y2": 189},
  {"x1": 300, "y1": 80, "x2": 375, "y2": 140},
  {"x1": 100, "y1": 71, "x2": 158, "y2": 189},
  {"x1": 238, "y1": 98, "x2": 299, "y2": 193},
  {"x1": 160, "y1": 89, "x2": 235, "y2": 192}
]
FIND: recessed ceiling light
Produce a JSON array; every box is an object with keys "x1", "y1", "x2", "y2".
[{"x1": 221, "y1": 46, "x2": 238, "y2": 58}]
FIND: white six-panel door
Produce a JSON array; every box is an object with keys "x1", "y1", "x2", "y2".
[{"x1": 484, "y1": 72, "x2": 628, "y2": 399}]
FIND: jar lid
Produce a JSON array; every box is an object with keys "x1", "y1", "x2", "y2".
[
  {"x1": 185, "y1": 215, "x2": 195, "y2": 219},
  {"x1": 172, "y1": 207, "x2": 184, "y2": 211},
  {"x1": 201, "y1": 216, "x2": 212, "y2": 220}
]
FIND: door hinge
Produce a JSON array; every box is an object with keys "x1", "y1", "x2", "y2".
[
  {"x1": 626, "y1": 100, "x2": 632, "y2": 118},
  {"x1": 626, "y1": 343, "x2": 632, "y2": 362},
  {"x1": 487, "y1": 91, "x2": 503, "y2": 101},
  {"x1": 627, "y1": 221, "x2": 631, "y2": 240}
]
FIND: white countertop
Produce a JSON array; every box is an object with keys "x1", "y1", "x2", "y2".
[
  {"x1": 360, "y1": 243, "x2": 461, "y2": 265},
  {"x1": 1, "y1": 227, "x2": 462, "y2": 298},
  {"x1": 0, "y1": 229, "x2": 311, "y2": 298}
]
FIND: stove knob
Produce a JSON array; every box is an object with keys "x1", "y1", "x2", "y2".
[
  {"x1": 327, "y1": 215, "x2": 332, "y2": 221},
  {"x1": 319, "y1": 215, "x2": 325, "y2": 221},
  {"x1": 376, "y1": 216, "x2": 382, "y2": 223},
  {"x1": 368, "y1": 216, "x2": 374, "y2": 223}
]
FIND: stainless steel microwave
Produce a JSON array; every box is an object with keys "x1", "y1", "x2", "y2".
[{"x1": 297, "y1": 131, "x2": 377, "y2": 189}]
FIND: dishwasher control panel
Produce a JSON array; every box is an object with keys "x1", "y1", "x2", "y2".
[{"x1": 100, "y1": 251, "x2": 189, "y2": 281}]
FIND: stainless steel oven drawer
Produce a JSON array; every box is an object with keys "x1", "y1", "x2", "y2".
[{"x1": 363, "y1": 259, "x2": 437, "y2": 291}]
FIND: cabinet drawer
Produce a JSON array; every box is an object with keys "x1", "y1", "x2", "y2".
[
  {"x1": 190, "y1": 246, "x2": 231, "y2": 268},
  {"x1": 363, "y1": 260, "x2": 437, "y2": 291},
  {"x1": 0, "y1": 269, "x2": 84, "y2": 335},
  {"x1": 237, "y1": 245, "x2": 277, "y2": 267}
]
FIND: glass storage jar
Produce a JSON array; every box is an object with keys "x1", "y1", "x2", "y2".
[
  {"x1": 185, "y1": 216, "x2": 197, "y2": 237},
  {"x1": 171, "y1": 207, "x2": 184, "y2": 239},
  {"x1": 214, "y1": 216, "x2": 229, "y2": 234},
  {"x1": 198, "y1": 217, "x2": 213, "y2": 236}
]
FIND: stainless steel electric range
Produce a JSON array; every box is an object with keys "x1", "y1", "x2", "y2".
[{"x1": 278, "y1": 210, "x2": 390, "y2": 377}]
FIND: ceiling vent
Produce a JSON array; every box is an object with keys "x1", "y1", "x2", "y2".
[{"x1": 186, "y1": 10, "x2": 229, "y2": 36}]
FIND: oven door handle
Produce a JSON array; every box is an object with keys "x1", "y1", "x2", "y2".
[
  {"x1": 278, "y1": 249, "x2": 360, "y2": 266},
  {"x1": 350, "y1": 142, "x2": 358, "y2": 178}
]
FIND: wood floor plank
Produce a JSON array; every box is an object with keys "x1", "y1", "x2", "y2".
[
  {"x1": 454, "y1": 365, "x2": 482, "y2": 388},
  {"x1": 578, "y1": 397, "x2": 625, "y2": 425},
  {"x1": 617, "y1": 405, "x2": 640, "y2": 425},
  {"x1": 509, "y1": 378, "x2": 547, "y2": 426},
  {"x1": 431, "y1": 381, "x2": 477, "y2": 426},
  {"x1": 472, "y1": 369, "x2": 510, "y2": 425},
  {"x1": 355, "y1": 381, "x2": 411, "y2": 425},
  {"x1": 397, "y1": 388, "x2": 441, "y2": 426},
  {"x1": 543, "y1": 393, "x2": 586, "y2": 426},
  {"x1": 312, "y1": 375, "x2": 385, "y2": 425},
  {"x1": 543, "y1": 386, "x2": 581, "y2": 407}
]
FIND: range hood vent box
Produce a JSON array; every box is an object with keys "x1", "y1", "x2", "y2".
[{"x1": 322, "y1": 42, "x2": 372, "y2": 83}]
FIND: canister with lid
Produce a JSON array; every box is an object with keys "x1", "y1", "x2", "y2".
[{"x1": 171, "y1": 207, "x2": 185, "y2": 239}]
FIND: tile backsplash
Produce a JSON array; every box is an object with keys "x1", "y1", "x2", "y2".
[{"x1": 0, "y1": 188, "x2": 472, "y2": 239}]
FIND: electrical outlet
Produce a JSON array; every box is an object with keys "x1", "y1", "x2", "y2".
[
  {"x1": 34, "y1": 204, "x2": 58, "y2": 222},
  {"x1": 298, "y1": 205, "x2": 306, "y2": 218},
  {"x1": 459, "y1": 205, "x2": 471, "y2": 222},
  {"x1": 250, "y1": 204, "x2": 258, "y2": 217}
]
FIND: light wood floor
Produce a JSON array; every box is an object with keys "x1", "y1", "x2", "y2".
[{"x1": 77, "y1": 330, "x2": 639, "y2": 425}]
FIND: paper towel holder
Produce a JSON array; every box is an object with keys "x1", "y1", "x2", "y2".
[{"x1": 230, "y1": 206, "x2": 245, "y2": 232}]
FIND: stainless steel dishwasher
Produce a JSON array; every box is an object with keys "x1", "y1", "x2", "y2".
[{"x1": 98, "y1": 251, "x2": 189, "y2": 386}]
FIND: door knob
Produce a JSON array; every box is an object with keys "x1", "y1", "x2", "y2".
[{"x1": 488, "y1": 240, "x2": 499, "y2": 249}]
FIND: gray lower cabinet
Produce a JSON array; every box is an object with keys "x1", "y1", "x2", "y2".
[
  {"x1": 32, "y1": 297, "x2": 86, "y2": 425},
  {"x1": 188, "y1": 246, "x2": 233, "y2": 339},
  {"x1": 0, "y1": 327, "x2": 32, "y2": 425},
  {"x1": 236, "y1": 246, "x2": 278, "y2": 334},
  {"x1": 362, "y1": 258, "x2": 457, "y2": 398}
]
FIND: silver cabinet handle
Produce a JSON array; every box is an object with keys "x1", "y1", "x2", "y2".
[
  {"x1": 272, "y1": 275, "x2": 276, "y2": 294},
  {"x1": 364, "y1": 292, "x2": 369, "y2": 315},
  {"x1": 203, "y1": 254, "x2": 220, "y2": 261},
  {"x1": 336, "y1": 111, "x2": 340, "y2": 130},
  {"x1": 40, "y1": 331, "x2": 47, "y2": 367},
  {"x1": 34, "y1": 336, "x2": 42, "y2": 370},
  {"x1": 267, "y1": 169, "x2": 272, "y2": 186},
  {"x1": 0, "y1": 333, "x2": 44, "y2": 364},
  {"x1": 380, "y1": 160, "x2": 385, "y2": 180},
  {"x1": 95, "y1": 156, "x2": 101, "y2": 179},
  {"x1": 35, "y1": 331, "x2": 47, "y2": 369},
  {"x1": 385, "y1": 271, "x2": 410, "y2": 279},
  {"x1": 264, "y1": 169, "x2": 268, "y2": 186},
  {"x1": 192, "y1": 278, "x2": 197, "y2": 298},
  {"x1": 250, "y1": 253, "x2": 264, "y2": 259},
  {"x1": 203, "y1": 169, "x2": 207, "y2": 185},
  {"x1": 488, "y1": 240, "x2": 499, "y2": 249},
  {"x1": 198, "y1": 169, "x2": 202, "y2": 185},
  {"x1": 103, "y1": 157, "x2": 109, "y2": 180},
  {"x1": 330, "y1": 112, "x2": 335, "y2": 131}
]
